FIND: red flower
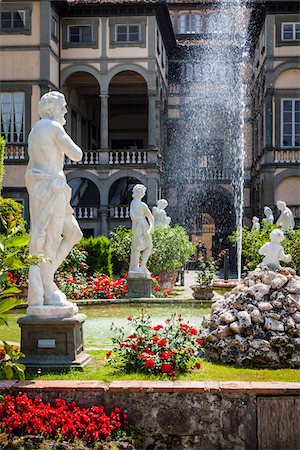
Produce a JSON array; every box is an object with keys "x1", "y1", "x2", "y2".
[
  {"x1": 127, "y1": 316, "x2": 132, "y2": 321},
  {"x1": 145, "y1": 359, "x2": 154, "y2": 369},
  {"x1": 153, "y1": 325, "x2": 164, "y2": 331},
  {"x1": 157, "y1": 339, "x2": 167, "y2": 347},
  {"x1": 160, "y1": 351, "x2": 171, "y2": 360},
  {"x1": 131, "y1": 343, "x2": 138, "y2": 351},
  {"x1": 189, "y1": 328, "x2": 198, "y2": 335},
  {"x1": 154, "y1": 286, "x2": 161, "y2": 292},
  {"x1": 161, "y1": 363, "x2": 175, "y2": 376},
  {"x1": 152, "y1": 336, "x2": 159, "y2": 342},
  {"x1": 196, "y1": 339, "x2": 203, "y2": 346},
  {"x1": 106, "y1": 350, "x2": 112, "y2": 358},
  {"x1": 195, "y1": 362, "x2": 201, "y2": 370}
]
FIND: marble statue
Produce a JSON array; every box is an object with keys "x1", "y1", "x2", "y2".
[
  {"x1": 251, "y1": 216, "x2": 260, "y2": 232},
  {"x1": 263, "y1": 206, "x2": 274, "y2": 225},
  {"x1": 259, "y1": 229, "x2": 291, "y2": 270},
  {"x1": 129, "y1": 184, "x2": 154, "y2": 278},
  {"x1": 276, "y1": 200, "x2": 295, "y2": 232},
  {"x1": 152, "y1": 199, "x2": 171, "y2": 229},
  {"x1": 25, "y1": 91, "x2": 83, "y2": 317}
]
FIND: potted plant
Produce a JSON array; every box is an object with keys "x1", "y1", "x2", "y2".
[{"x1": 191, "y1": 257, "x2": 218, "y2": 301}]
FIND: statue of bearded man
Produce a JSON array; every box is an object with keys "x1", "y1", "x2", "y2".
[{"x1": 25, "y1": 91, "x2": 83, "y2": 316}]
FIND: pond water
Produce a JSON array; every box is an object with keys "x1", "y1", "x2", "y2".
[{"x1": 1, "y1": 303, "x2": 210, "y2": 349}]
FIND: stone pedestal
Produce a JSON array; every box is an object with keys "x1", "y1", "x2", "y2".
[
  {"x1": 127, "y1": 277, "x2": 152, "y2": 298},
  {"x1": 17, "y1": 314, "x2": 91, "y2": 371}
]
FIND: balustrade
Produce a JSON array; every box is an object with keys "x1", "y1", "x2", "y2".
[
  {"x1": 195, "y1": 168, "x2": 232, "y2": 181},
  {"x1": 274, "y1": 149, "x2": 300, "y2": 164},
  {"x1": 111, "y1": 205, "x2": 130, "y2": 219},
  {"x1": 74, "y1": 206, "x2": 98, "y2": 219},
  {"x1": 65, "y1": 150, "x2": 100, "y2": 166},
  {"x1": 109, "y1": 150, "x2": 147, "y2": 165},
  {"x1": 4, "y1": 145, "x2": 27, "y2": 161}
]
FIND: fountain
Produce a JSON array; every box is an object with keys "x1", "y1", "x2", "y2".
[{"x1": 165, "y1": 1, "x2": 251, "y2": 278}]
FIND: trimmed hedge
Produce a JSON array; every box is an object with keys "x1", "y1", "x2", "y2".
[{"x1": 79, "y1": 236, "x2": 113, "y2": 277}]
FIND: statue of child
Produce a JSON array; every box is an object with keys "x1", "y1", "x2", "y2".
[{"x1": 259, "y1": 229, "x2": 291, "y2": 270}]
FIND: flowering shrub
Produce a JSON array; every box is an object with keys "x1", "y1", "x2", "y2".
[
  {"x1": 0, "y1": 393, "x2": 128, "y2": 445},
  {"x1": 195, "y1": 257, "x2": 218, "y2": 286},
  {"x1": 108, "y1": 313, "x2": 204, "y2": 377},
  {"x1": 151, "y1": 274, "x2": 173, "y2": 298},
  {"x1": 0, "y1": 341, "x2": 25, "y2": 382},
  {"x1": 56, "y1": 273, "x2": 128, "y2": 300}
]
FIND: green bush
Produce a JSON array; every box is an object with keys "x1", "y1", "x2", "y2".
[
  {"x1": 110, "y1": 226, "x2": 132, "y2": 276},
  {"x1": 79, "y1": 235, "x2": 113, "y2": 277},
  {"x1": 149, "y1": 225, "x2": 194, "y2": 275},
  {"x1": 230, "y1": 222, "x2": 300, "y2": 275},
  {"x1": 110, "y1": 225, "x2": 194, "y2": 277},
  {"x1": 0, "y1": 197, "x2": 26, "y2": 234},
  {"x1": 0, "y1": 136, "x2": 5, "y2": 195}
]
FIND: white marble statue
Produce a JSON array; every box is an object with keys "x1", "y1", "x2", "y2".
[
  {"x1": 129, "y1": 184, "x2": 154, "y2": 278},
  {"x1": 276, "y1": 200, "x2": 295, "y2": 232},
  {"x1": 251, "y1": 216, "x2": 260, "y2": 232},
  {"x1": 259, "y1": 229, "x2": 291, "y2": 270},
  {"x1": 152, "y1": 199, "x2": 171, "y2": 229},
  {"x1": 263, "y1": 206, "x2": 274, "y2": 225},
  {"x1": 26, "y1": 91, "x2": 83, "y2": 317}
]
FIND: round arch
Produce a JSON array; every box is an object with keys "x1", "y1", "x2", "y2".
[
  {"x1": 66, "y1": 170, "x2": 102, "y2": 203},
  {"x1": 104, "y1": 64, "x2": 154, "y2": 92},
  {"x1": 270, "y1": 62, "x2": 300, "y2": 85},
  {"x1": 274, "y1": 168, "x2": 300, "y2": 188},
  {"x1": 61, "y1": 65, "x2": 101, "y2": 89},
  {"x1": 106, "y1": 170, "x2": 147, "y2": 196}
]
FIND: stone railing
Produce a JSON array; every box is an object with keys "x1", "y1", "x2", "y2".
[
  {"x1": 109, "y1": 150, "x2": 147, "y2": 165},
  {"x1": 4, "y1": 144, "x2": 27, "y2": 161},
  {"x1": 111, "y1": 205, "x2": 130, "y2": 219},
  {"x1": 73, "y1": 206, "x2": 99, "y2": 219},
  {"x1": 65, "y1": 150, "x2": 100, "y2": 166},
  {"x1": 274, "y1": 149, "x2": 300, "y2": 163},
  {"x1": 196, "y1": 167, "x2": 232, "y2": 181}
]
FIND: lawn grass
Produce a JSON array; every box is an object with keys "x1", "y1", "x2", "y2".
[{"x1": 28, "y1": 350, "x2": 300, "y2": 382}]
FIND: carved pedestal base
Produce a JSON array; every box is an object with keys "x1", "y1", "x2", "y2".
[
  {"x1": 127, "y1": 277, "x2": 153, "y2": 298},
  {"x1": 17, "y1": 314, "x2": 91, "y2": 371}
]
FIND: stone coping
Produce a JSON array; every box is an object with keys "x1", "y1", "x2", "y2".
[
  {"x1": 1, "y1": 380, "x2": 300, "y2": 394},
  {"x1": 14, "y1": 297, "x2": 211, "y2": 309}
]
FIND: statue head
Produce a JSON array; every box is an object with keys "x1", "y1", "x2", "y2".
[
  {"x1": 276, "y1": 200, "x2": 286, "y2": 211},
  {"x1": 39, "y1": 91, "x2": 67, "y2": 126},
  {"x1": 132, "y1": 184, "x2": 147, "y2": 199},
  {"x1": 264, "y1": 206, "x2": 272, "y2": 217},
  {"x1": 157, "y1": 199, "x2": 168, "y2": 210},
  {"x1": 270, "y1": 229, "x2": 284, "y2": 244},
  {"x1": 252, "y1": 216, "x2": 259, "y2": 223}
]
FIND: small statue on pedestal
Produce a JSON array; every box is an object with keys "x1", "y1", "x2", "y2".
[
  {"x1": 152, "y1": 199, "x2": 171, "y2": 229},
  {"x1": 26, "y1": 91, "x2": 83, "y2": 317},
  {"x1": 259, "y1": 229, "x2": 291, "y2": 270},
  {"x1": 129, "y1": 184, "x2": 154, "y2": 279},
  {"x1": 276, "y1": 200, "x2": 295, "y2": 232},
  {"x1": 263, "y1": 206, "x2": 274, "y2": 225},
  {"x1": 251, "y1": 216, "x2": 260, "y2": 232}
]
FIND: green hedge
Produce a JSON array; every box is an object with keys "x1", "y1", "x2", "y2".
[{"x1": 79, "y1": 236, "x2": 113, "y2": 277}]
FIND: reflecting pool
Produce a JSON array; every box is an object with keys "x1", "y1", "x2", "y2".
[{"x1": 1, "y1": 303, "x2": 210, "y2": 349}]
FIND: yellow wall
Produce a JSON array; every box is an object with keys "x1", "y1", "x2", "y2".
[
  {"x1": 274, "y1": 68, "x2": 300, "y2": 89},
  {"x1": 0, "y1": 51, "x2": 40, "y2": 80},
  {"x1": 275, "y1": 177, "x2": 300, "y2": 204}
]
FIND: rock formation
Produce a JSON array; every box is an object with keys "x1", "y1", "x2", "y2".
[{"x1": 202, "y1": 265, "x2": 300, "y2": 368}]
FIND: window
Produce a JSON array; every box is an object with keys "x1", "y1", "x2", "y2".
[
  {"x1": 68, "y1": 25, "x2": 92, "y2": 44},
  {"x1": 179, "y1": 14, "x2": 202, "y2": 34},
  {"x1": 0, "y1": 92, "x2": 25, "y2": 144},
  {"x1": 282, "y1": 23, "x2": 300, "y2": 41},
  {"x1": 0, "y1": 10, "x2": 25, "y2": 29},
  {"x1": 51, "y1": 17, "x2": 58, "y2": 40},
  {"x1": 281, "y1": 99, "x2": 300, "y2": 147},
  {"x1": 116, "y1": 24, "x2": 140, "y2": 42},
  {"x1": 207, "y1": 13, "x2": 233, "y2": 34}
]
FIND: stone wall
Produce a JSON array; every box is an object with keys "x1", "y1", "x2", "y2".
[{"x1": 1, "y1": 380, "x2": 300, "y2": 450}]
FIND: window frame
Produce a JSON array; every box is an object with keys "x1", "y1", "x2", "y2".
[
  {"x1": 115, "y1": 24, "x2": 141, "y2": 43},
  {"x1": 51, "y1": 16, "x2": 58, "y2": 41},
  {"x1": 68, "y1": 25, "x2": 93, "y2": 44},
  {"x1": 281, "y1": 98, "x2": 300, "y2": 148},
  {"x1": 281, "y1": 22, "x2": 300, "y2": 41},
  {"x1": 0, "y1": 91, "x2": 25, "y2": 144},
  {"x1": 109, "y1": 17, "x2": 146, "y2": 48},
  {"x1": 0, "y1": 2, "x2": 31, "y2": 35},
  {"x1": 62, "y1": 18, "x2": 99, "y2": 49}
]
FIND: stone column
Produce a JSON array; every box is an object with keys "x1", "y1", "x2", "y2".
[
  {"x1": 100, "y1": 93, "x2": 109, "y2": 150},
  {"x1": 148, "y1": 91, "x2": 156, "y2": 148},
  {"x1": 99, "y1": 206, "x2": 109, "y2": 236}
]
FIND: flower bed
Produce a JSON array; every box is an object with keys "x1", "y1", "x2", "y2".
[
  {"x1": 108, "y1": 314, "x2": 204, "y2": 377},
  {"x1": 0, "y1": 393, "x2": 129, "y2": 448}
]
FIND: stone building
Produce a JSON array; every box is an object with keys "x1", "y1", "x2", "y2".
[
  {"x1": 0, "y1": 0, "x2": 299, "y2": 251},
  {"x1": 251, "y1": 0, "x2": 300, "y2": 225},
  {"x1": 0, "y1": 0, "x2": 175, "y2": 236}
]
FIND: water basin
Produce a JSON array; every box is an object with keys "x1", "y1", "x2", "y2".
[{"x1": 1, "y1": 303, "x2": 210, "y2": 349}]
